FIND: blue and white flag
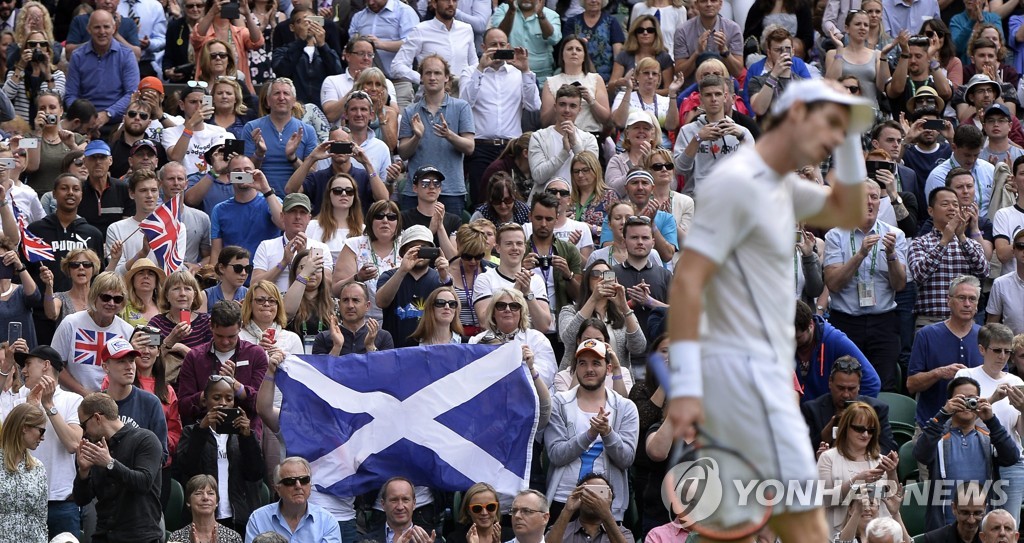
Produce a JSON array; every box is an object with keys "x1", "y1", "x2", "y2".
[{"x1": 276, "y1": 341, "x2": 539, "y2": 499}]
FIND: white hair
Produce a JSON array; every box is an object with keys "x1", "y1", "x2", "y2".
[
  {"x1": 981, "y1": 509, "x2": 1017, "y2": 532},
  {"x1": 865, "y1": 518, "x2": 903, "y2": 543}
]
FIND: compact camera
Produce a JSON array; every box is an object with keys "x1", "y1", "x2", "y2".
[
  {"x1": 536, "y1": 255, "x2": 552, "y2": 269},
  {"x1": 965, "y1": 396, "x2": 980, "y2": 410}
]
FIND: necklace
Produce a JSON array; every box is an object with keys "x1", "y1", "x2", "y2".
[{"x1": 190, "y1": 522, "x2": 217, "y2": 543}]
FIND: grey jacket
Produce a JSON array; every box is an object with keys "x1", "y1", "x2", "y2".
[{"x1": 544, "y1": 387, "x2": 640, "y2": 519}]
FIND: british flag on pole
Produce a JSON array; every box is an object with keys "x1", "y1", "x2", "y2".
[
  {"x1": 10, "y1": 200, "x2": 53, "y2": 262},
  {"x1": 140, "y1": 194, "x2": 183, "y2": 275}
]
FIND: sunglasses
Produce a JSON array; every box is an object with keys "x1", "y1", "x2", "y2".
[
  {"x1": 81, "y1": 412, "x2": 98, "y2": 427},
  {"x1": 417, "y1": 179, "x2": 443, "y2": 188},
  {"x1": 988, "y1": 347, "x2": 1013, "y2": 355},
  {"x1": 636, "y1": 27, "x2": 657, "y2": 34},
  {"x1": 126, "y1": 110, "x2": 150, "y2": 120},
  {"x1": 470, "y1": 502, "x2": 499, "y2": 514},
  {"x1": 279, "y1": 475, "x2": 312, "y2": 487},
  {"x1": 14, "y1": 150, "x2": 26, "y2": 157},
  {"x1": 924, "y1": 30, "x2": 939, "y2": 38},
  {"x1": 209, "y1": 52, "x2": 230, "y2": 60},
  {"x1": 1014, "y1": 243, "x2": 1024, "y2": 250},
  {"x1": 589, "y1": 269, "x2": 611, "y2": 278},
  {"x1": 98, "y1": 294, "x2": 125, "y2": 304},
  {"x1": 495, "y1": 301, "x2": 522, "y2": 312},
  {"x1": 187, "y1": 80, "x2": 210, "y2": 88},
  {"x1": 73, "y1": 158, "x2": 85, "y2": 166},
  {"x1": 331, "y1": 187, "x2": 356, "y2": 196},
  {"x1": 908, "y1": 36, "x2": 930, "y2": 46},
  {"x1": 30, "y1": 425, "x2": 46, "y2": 436},
  {"x1": 849, "y1": 424, "x2": 877, "y2": 435},
  {"x1": 571, "y1": 167, "x2": 591, "y2": 175},
  {"x1": 492, "y1": 197, "x2": 515, "y2": 206},
  {"x1": 185, "y1": 2, "x2": 205, "y2": 7},
  {"x1": 69, "y1": 261, "x2": 95, "y2": 269},
  {"x1": 649, "y1": 163, "x2": 673, "y2": 171},
  {"x1": 253, "y1": 297, "x2": 278, "y2": 306},
  {"x1": 230, "y1": 264, "x2": 254, "y2": 274},
  {"x1": 845, "y1": 85, "x2": 861, "y2": 93},
  {"x1": 209, "y1": 375, "x2": 236, "y2": 384},
  {"x1": 461, "y1": 253, "x2": 485, "y2": 261},
  {"x1": 626, "y1": 215, "x2": 652, "y2": 225},
  {"x1": 27, "y1": 40, "x2": 49, "y2": 48},
  {"x1": 546, "y1": 189, "x2": 571, "y2": 197},
  {"x1": 374, "y1": 212, "x2": 399, "y2": 221},
  {"x1": 433, "y1": 299, "x2": 458, "y2": 309}
]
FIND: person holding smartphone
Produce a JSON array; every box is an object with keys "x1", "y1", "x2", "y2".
[
  {"x1": 160, "y1": 83, "x2": 226, "y2": 176},
  {"x1": 270, "y1": 9, "x2": 341, "y2": 110},
  {"x1": 0, "y1": 239, "x2": 41, "y2": 348}
]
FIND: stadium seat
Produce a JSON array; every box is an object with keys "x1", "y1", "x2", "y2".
[
  {"x1": 259, "y1": 482, "x2": 271, "y2": 506},
  {"x1": 165, "y1": 478, "x2": 185, "y2": 533},
  {"x1": 879, "y1": 392, "x2": 917, "y2": 433},
  {"x1": 900, "y1": 482, "x2": 927, "y2": 537},
  {"x1": 897, "y1": 441, "x2": 918, "y2": 483}
]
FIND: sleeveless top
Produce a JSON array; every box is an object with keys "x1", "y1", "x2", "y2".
[{"x1": 840, "y1": 51, "x2": 879, "y2": 102}]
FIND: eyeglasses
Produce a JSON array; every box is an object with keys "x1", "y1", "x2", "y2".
[
  {"x1": 985, "y1": 117, "x2": 1010, "y2": 124},
  {"x1": 331, "y1": 187, "x2": 356, "y2": 196},
  {"x1": 253, "y1": 297, "x2": 278, "y2": 306},
  {"x1": 416, "y1": 179, "x2": 443, "y2": 188},
  {"x1": 126, "y1": 110, "x2": 150, "y2": 120},
  {"x1": 26, "y1": 40, "x2": 49, "y2": 48},
  {"x1": 209, "y1": 375, "x2": 236, "y2": 384},
  {"x1": 849, "y1": 424, "x2": 877, "y2": 435},
  {"x1": 649, "y1": 163, "x2": 673, "y2": 171},
  {"x1": 987, "y1": 347, "x2": 1014, "y2": 356},
  {"x1": 460, "y1": 253, "x2": 485, "y2": 261},
  {"x1": 433, "y1": 299, "x2": 459, "y2": 309},
  {"x1": 844, "y1": 85, "x2": 861, "y2": 93},
  {"x1": 349, "y1": 51, "x2": 375, "y2": 58},
  {"x1": 951, "y1": 295, "x2": 979, "y2": 304},
  {"x1": 626, "y1": 215, "x2": 652, "y2": 225},
  {"x1": 187, "y1": 80, "x2": 209, "y2": 88},
  {"x1": 374, "y1": 212, "x2": 399, "y2": 221},
  {"x1": 494, "y1": 301, "x2": 522, "y2": 312},
  {"x1": 81, "y1": 412, "x2": 98, "y2": 427},
  {"x1": 279, "y1": 475, "x2": 312, "y2": 487},
  {"x1": 924, "y1": 30, "x2": 938, "y2": 38},
  {"x1": 492, "y1": 197, "x2": 515, "y2": 206},
  {"x1": 510, "y1": 507, "x2": 543, "y2": 516},
  {"x1": 73, "y1": 158, "x2": 85, "y2": 166},
  {"x1": 571, "y1": 167, "x2": 591, "y2": 175},
  {"x1": 98, "y1": 293, "x2": 125, "y2": 304},
  {"x1": 636, "y1": 26, "x2": 657, "y2": 34},
  {"x1": 230, "y1": 264, "x2": 253, "y2": 274},
  {"x1": 546, "y1": 189, "x2": 571, "y2": 197},
  {"x1": 208, "y1": 52, "x2": 230, "y2": 60},
  {"x1": 69, "y1": 261, "x2": 95, "y2": 269},
  {"x1": 956, "y1": 509, "x2": 987, "y2": 518},
  {"x1": 470, "y1": 502, "x2": 499, "y2": 514}
]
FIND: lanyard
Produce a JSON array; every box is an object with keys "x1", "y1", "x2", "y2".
[
  {"x1": 574, "y1": 192, "x2": 596, "y2": 222},
  {"x1": 370, "y1": 241, "x2": 398, "y2": 269},
  {"x1": 530, "y1": 238, "x2": 552, "y2": 286},
  {"x1": 635, "y1": 90, "x2": 659, "y2": 120},
  {"x1": 460, "y1": 263, "x2": 478, "y2": 325},
  {"x1": 850, "y1": 230, "x2": 878, "y2": 279}
]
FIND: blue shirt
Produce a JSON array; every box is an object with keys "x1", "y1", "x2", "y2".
[
  {"x1": 908, "y1": 322, "x2": 983, "y2": 427},
  {"x1": 65, "y1": 40, "x2": 139, "y2": 119},
  {"x1": 348, "y1": 0, "x2": 420, "y2": 78},
  {"x1": 242, "y1": 116, "x2": 318, "y2": 195},
  {"x1": 245, "y1": 501, "x2": 341, "y2": 543},
  {"x1": 66, "y1": 13, "x2": 141, "y2": 46},
  {"x1": 187, "y1": 172, "x2": 235, "y2": 214},
  {"x1": 881, "y1": 0, "x2": 940, "y2": 36},
  {"x1": 203, "y1": 285, "x2": 248, "y2": 311},
  {"x1": 598, "y1": 209, "x2": 679, "y2": 250},
  {"x1": 822, "y1": 220, "x2": 908, "y2": 315},
  {"x1": 398, "y1": 94, "x2": 475, "y2": 197},
  {"x1": 923, "y1": 155, "x2": 995, "y2": 216},
  {"x1": 210, "y1": 195, "x2": 282, "y2": 257}
]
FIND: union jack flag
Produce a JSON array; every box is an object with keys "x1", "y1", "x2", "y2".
[
  {"x1": 10, "y1": 199, "x2": 53, "y2": 262},
  {"x1": 74, "y1": 328, "x2": 117, "y2": 366},
  {"x1": 140, "y1": 194, "x2": 183, "y2": 275}
]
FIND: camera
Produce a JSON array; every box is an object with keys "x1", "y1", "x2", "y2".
[
  {"x1": 536, "y1": 255, "x2": 552, "y2": 269},
  {"x1": 44, "y1": 114, "x2": 58, "y2": 125},
  {"x1": 493, "y1": 49, "x2": 515, "y2": 60},
  {"x1": 965, "y1": 396, "x2": 980, "y2": 410},
  {"x1": 31, "y1": 50, "x2": 45, "y2": 64}
]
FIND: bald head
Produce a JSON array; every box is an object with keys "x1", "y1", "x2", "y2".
[
  {"x1": 88, "y1": 10, "x2": 116, "y2": 51},
  {"x1": 979, "y1": 510, "x2": 1017, "y2": 543}
]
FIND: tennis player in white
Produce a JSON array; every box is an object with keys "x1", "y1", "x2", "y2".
[{"x1": 666, "y1": 79, "x2": 876, "y2": 543}]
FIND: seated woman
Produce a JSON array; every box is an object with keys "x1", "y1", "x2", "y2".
[
  {"x1": 555, "y1": 317, "x2": 633, "y2": 395},
  {"x1": 406, "y1": 286, "x2": 464, "y2": 346},
  {"x1": 470, "y1": 172, "x2": 530, "y2": 226},
  {"x1": 0, "y1": 239, "x2": 41, "y2": 347},
  {"x1": 587, "y1": 201, "x2": 657, "y2": 269},
  {"x1": 120, "y1": 258, "x2": 165, "y2": 327},
  {"x1": 611, "y1": 56, "x2": 683, "y2": 150},
  {"x1": 3, "y1": 30, "x2": 65, "y2": 129},
  {"x1": 444, "y1": 482, "x2": 514, "y2": 543},
  {"x1": 351, "y1": 68, "x2": 400, "y2": 152},
  {"x1": 175, "y1": 376, "x2": 264, "y2": 535},
  {"x1": 191, "y1": 0, "x2": 264, "y2": 95},
  {"x1": 608, "y1": 16, "x2": 673, "y2": 96},
  {"x1": 480, "y1": 134, "x2": 534, "y2": 203},
  {"x1": 557, "y1": 260, "x2": 645, "y2": 371},
  {"x1": 167, "y1": 475, "x2": 244, "y2": 543},
  {"x1": 283, "y1": 249, "x2": 336, "y2": 353},
  {"x1": 306, "y1": 172, "x2": 364, "y2": 264},
  {"x1": 645, "y1": 148, "x2": 694, "y2": 249},
  {"x1": 469, "y1": 288, "x2": 557, "y2": 392},
  {"x1": 569, "y1": 151, "x2": 618, "y2": 241},
  {"x1": 149, "y1": 270, "x2": 214, "y2": 384},
  {"x1": 200, "y1": 245, "x2": 250, "y2": 313},
  {"x1": 449, "y1": 226, "x2": 496, "y2": 338},
  {"x1": 239, "y1": 280, "x2": 304, "y2": 356},
  {"x1": 541, "y1": 36, "x2": 612, "y2": 143}
]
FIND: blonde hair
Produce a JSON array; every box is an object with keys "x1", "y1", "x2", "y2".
[
  {"x1": 213, "y1": 78, "x2": 249, "y2": 117},
  {"x1": 88, "y1": 272, "x2": 128, "y2": 312},
  {"x1": 482, "y1": 288, "x2": 530, "y2": 332},
  {"x1": 60, "y1": 248, "x2": 101, "y2": 278},
  {"x1": 455, "y1": 225, "x2": 489, "y2": 257},
  {"x1": 0, "y1": 403, "x2": 44, "y2": 473},
  {"x1": 458, "y1": 482, "x2": 502, "y2": 525},
  {"x1": 13, "y1": 2, "x2": 53, "y2": 49},
  {"x1": 159, "y1": 270, "x2": 203, "y2": 312},
  {"x1": 242, "y1": 281, "x2": 288, "y2": 328},
  {"x1": 624, "y1": 15, "x2": 667, "y2": 55}
]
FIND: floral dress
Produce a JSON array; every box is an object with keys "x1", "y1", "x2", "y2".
[
  {"x1": 563, "y1": 13, "x2": 625, "y2": 83},
  {"x1": 0, "y1": 450, "x2": 48, "y2": 543},
  {"x1": 247, "y1": 16, "x2": 276, "y2": 86},
  {"x1": 570, "y1": 189, "x2": 619, "y2": 240},
  {"x1": 343, "y1": 236, "x2": 399, "y2": 321}
]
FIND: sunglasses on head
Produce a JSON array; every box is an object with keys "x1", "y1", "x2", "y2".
[
  {"x1": 908, "y1": 36, "x2": 931, "y2": 46},
  {"x1": 433, "y1": 299, "x2": 458, "y2": 309},
  {"x1": 187, "y1": 80, "x2": 210, "y2": 88},
  {"x1": 495, "y1": 301, "x2": 522, "y2": 312},
  {"x1": 230, "y1": 264, "x2": 253, "y2": 274},
  {"x1": 209, "y1": 374, "x2": 236, "y2": 384},
  {"x1": 279, "y1": 475, "x2": 311, "y2": 487},
  {"x1": 626, "y1": 215, "x2": 652, "y2": 225},
  {"x1": 849, "y1": 424, "x2": 877, "y2": 435},
  {"x1": 546, "y1": 188, "x2": 571, "y2": 197},
  {"x1": 374, "y1": 212, "x2": 399, "y2": 221},
  {"x1": 461, "y1": 253, "x2": 485, "y2": 261},
  {"x1": 470, "y1": 502, "x2": 499, "y2": 514},
  {"x1": 69, "y1": 261, "x2": 94, "y2": 269},
  {"x1": 649, "y1": 163, "x2": 673, "y2": 171},
  {"x1": 73, "y1": 158, "x2": 85, "y2": 166},
  {"x1": 331, "y1": 187, "x2": 356, "y2": 196},
  {"x1": 126, "y1": 110, "x2": 150, "y2": 120},
  {"x1": 99, "y1": 293, "x2": 125, "y2": 304}
]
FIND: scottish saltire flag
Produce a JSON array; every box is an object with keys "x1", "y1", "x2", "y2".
[
  {"x1": 276, "y1": 341, "x2": 539, "y2": 499},
  {"x1": 10, "y1": 200, "x2": 53, "y2": 262},
  {"x1": 140, "y1": 194, "x2": 183, "y2": 274}
]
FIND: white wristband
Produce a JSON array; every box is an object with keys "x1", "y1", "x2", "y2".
[
  {"x1": 833, "y1": 132, "x2": 868, "y2": 186},
  {"x1": 668, "y1": 340, "x2": 703, "y2": 399}
]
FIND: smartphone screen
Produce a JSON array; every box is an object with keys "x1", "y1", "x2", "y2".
[{"x1": 923, "y1": 119, "x2": 945, "y2": 131}]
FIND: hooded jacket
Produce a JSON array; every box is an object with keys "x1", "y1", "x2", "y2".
[{"x1": 796, "y1": 315, "x2": 882, "y2": 402}]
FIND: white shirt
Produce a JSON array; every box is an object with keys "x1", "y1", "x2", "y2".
[
  {"x1": 5, "y1": 182, "x2": 44, "y2": 223},
  {"x1": 459, "y1": 63, "x2": 540, "y2": 139},
  {"x1": 321, "y1": 71, "x2": 398, "y2": 126},
  {"x1": 0, "y1": 387, "x2": 83, "y2": 501},
  {"x1": 105, "y1": 215, "x2": 187, "y2": 275},
  {"x1": 472, "y1": 267, "x2": 548, "y2": 310},
  {"x1": 306, "y1": 219, "x2": 359, "y2": 264},
  {"x1": 348, "y1": 0, "x2": 421, "y2": 78},
  {"x1": 390, "y1": 18, "x2": 477, "y2": 84},
  {"x1": 672, "y1": 146, "x2": 828, "y2": 397},
  {"x1": 993, "y1": 205, "x2": 1024, "y2": 275},
  {"x1": 468, "y1": 328, "x2": 557, "y2": 390},
  {"x1": 52, "y1": 311, "x2": 135, "y2": 393},
  {"x1": 160, "y1": 124, "x2": 230, "y2": 176},
  {"x1": 987, "y1": 272, "x2": 1024, "y2": 334},
  {"x1": 252, "y1": 234, "x2": 334, "y2": 294},
  {"x1": 145, "y1": 114, "x2": 183, "y2": 142},
  {"x1": 117, "y1": 0, "x2": 167, "y2": 66},
  {"x1": 528, "y1": 126, "x2": 599, "y2": 185}
]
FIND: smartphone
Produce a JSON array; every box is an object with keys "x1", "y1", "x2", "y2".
[
  {"x1": 418, "y1": 247, "x2": 440, "y2": 264},
  {"x1": 311, "y1": 247, "x2": 324, "y2": 262},
  {"x1": 330, "y1": 141, "x2": 355, "y2": 154},
  {"x1": 865, "y1": 160, "x2": 896, "y2": 180},
  {"x1": 583, "y1": 485, "x2": 611, "y2": 501},
  {"x1": 7, "y1": 322, "x2": 21, "y2": 343},
  {"x1": 229, "y1": 171, "x2": 253, "y2": 184},
  {"x1": 493, "y1": 49, "x2": 515, "y2": 60},
  {"x1": 0, "y1": 262, "x2": 11, "y2": 280},
  {"x1": 19, "y1": 138, "x2": 38, "y2": 149},
  {"x1": 220, "y1": 1, "x2": 240, "y2": 19},
  {"x1": 180, "y1": 309, "x2": 192, "y2": 324},
  {"x1": 308, "y1": 15, "x2": 324, "y2": 26},
  {"x1": 602, "y1": 270, "x2": 616, "y2": 282},
  {"x1": 795, "y1": 228, "x2": 804, "y2": 243},
  {"x1": 571, "y1": 81, "x2": 582, "y2": 87},
  {"x1": 264, "y1": 328, "x2": 276, "y2": 343},
  {"x1": 923, "y1": 119, "x2": 945, "y2": 131},
  {"x1": 148, "y1": 332, "x2": 161, "y2": 347},
  {"x1": 0, "y1": 158, "x2": 16, "y2": 170},
  {"x1": 222, "y1": 139, "x2": 245, "y2": 157},
  {"x1": 201, "y1": 94, "x2": 213, "y2": 108},
  {"x1": 215, "y1": 407, "x2": 242, "y2": 434}
]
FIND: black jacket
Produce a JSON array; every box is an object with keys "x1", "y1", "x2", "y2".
[
  {"x1": 271, "y1": 40, "x2": 343, "y2": 109},
  {"x1": 26, "y1": 213, "x2": 105, "y2": 291},
  {"x1": 800, "y1": 393, "x2": 897, "y2": 455},
  {"x1": 918, "y1": 522, "x2": 982, "y2": 543},
  {"x1": 174, "y1": 423, "x2": 265, "y2": 528}
]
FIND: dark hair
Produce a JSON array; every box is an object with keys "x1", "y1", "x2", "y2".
[
  {"x1": 365, "y1": 200, "x2": 402, "y2": 242},
  {"x1": 795, "y1": 300, "x2": 813, "y2": 331},
  {"x1": 698, "y1": 74, "x2": 727, "y2": 93},
  {"x1": 928, "y1": 186, "x2": 958, "y2": 208},
  {"x1": 908, "y1": 108, "x2": 941, "y2": 123},
  {"x1": 576, "y1": 260, "x2": 625, "y2": 328},
  {"x1": 52, "y1": 172, "x2": 81, "y2": 190},
  {"x1": 953, "y1": 124, "x2": 984, "y2": 149},
  {"x1": 944, "y1": 167, "x2": 974, "y2": 188},
  {"x1": 555, "y1": 34, "x2": 596, "y2": 74},
  {"x1": 921, "y1": 19, "x2": 955, "y2": 66},
  {"x1": 645, "y1": 333, "x2": 669, "y2": 390},
  {"x1": 531, "y1": 192, "x2": 560, "y2": 213},
  {"x1": 216, "y1": 245, "x2": 250, "y2": 275},
  {"x1": 210, "y1": 299, "x2": 242, "y2": 327},
  {"x1": 130, "y1": 326, "x2": 171, "y2": 404},
  {"x1": 555, "y1": 83, "x2": 583, "y2": 103},
  {"x1": 947, "y1": 375, "x2": 981, "y2": 398},
  {"x1": 870, "y1": 120, "x2": 904, "y2": 141},
  {"x1": 1013, "y1": 155, "x2": 1024, "y2": 177},
  {"x1": 65, "y1": 98, "x2": 97, "y2": 124},
  {"x1": 576, "y1": 317, "x2": 610, "y2": 344},
  {"x1": 578, "y1": 472, "x2": 615, "y2": 500},
  {"x1": 60, "y1": 150, "x2": 84, "y2": 173}
]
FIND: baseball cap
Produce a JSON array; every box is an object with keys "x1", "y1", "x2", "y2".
[
  {"x1": 575, "y1": 338, "x2": 607, "y2": 360},
  {"x1": 985, "y1": 103, "x2": 1012, "y2": 119},
  {"x1": 103, "y1": 337, "x2": 140, "y2": 363},
  {"x1": 129, "y1": 139, "x2": 159, "y2": 157},
  {"x1": 49, "y1": 533, "x2": 80, "y2": 543},
  {"x1": 14, "y1": 345, "x2": 65, "y2": 373},
  {"x1": 138, "y1": 76, "x2": 164, "y2": 94},
  {"x1": 413, "y1": 165, "x2": 445, "y2": 184},
  {"x1": 399, "y1": 224, "x2": 434, "y2": 252},
  {"x1": 282, "y1": 193, "x2": 312, "y2": 212},
  {"x1": 770, "y1": 79, "x2": 875, "y2": 133},
  {"x1": 906, "y1": 85, "x2": 944, "y2": 113},
  {"x1": 626, "y1": 110, "x2": 655, "y2": 129},
  {"x1": 203, "y1": 133, "x2": 236, "y2": 163},
  {"x1": 84, "y1": 140, "x2": 111, "y2": 157}
]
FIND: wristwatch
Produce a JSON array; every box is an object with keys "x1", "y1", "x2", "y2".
[
  {"x1": 46, "y1": 406, "x2": 58, "y2": 417},
  {"x1": 524, "y1": 292, "x2": 536, "y2": 301},
  {"x1": 105, "y1": 459, "x2": 115, "y2": 470}
]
